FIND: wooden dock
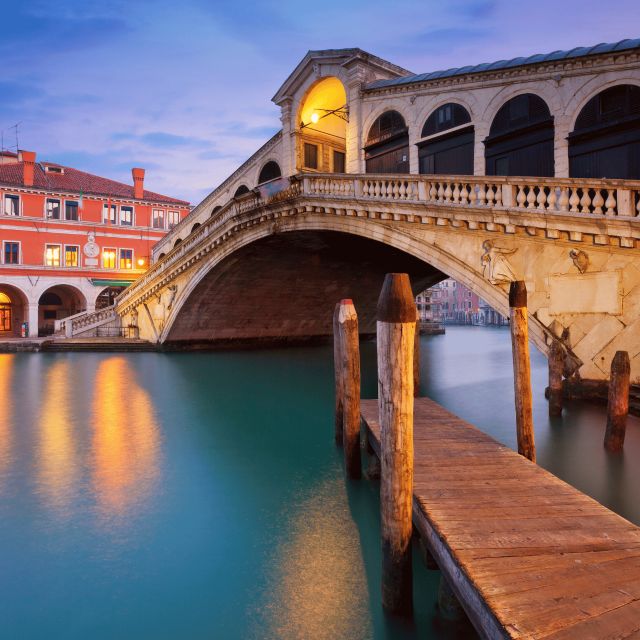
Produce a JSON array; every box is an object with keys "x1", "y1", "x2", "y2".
[{"x1": 361, "y1": 397, "x2": 640, "y2": 639}]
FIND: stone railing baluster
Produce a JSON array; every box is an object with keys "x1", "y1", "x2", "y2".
[
  {"x1": 592, "y1": 189, "x2": 605, "y2": 214},
  {"x1": 579, "y1": 189, "x2": 592, "y2": 214}
]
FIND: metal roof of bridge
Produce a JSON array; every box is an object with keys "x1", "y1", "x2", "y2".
[{"x1": 365, "y1": 38, "x2": 640, "y2": 90}]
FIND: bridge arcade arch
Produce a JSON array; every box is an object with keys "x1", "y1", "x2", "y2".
[
  {"x1": 0, "y1": 284, "x2": 29, "y2": 337},
  {"x1": 38, "y1": 285, "x2": 86, "y2": 336}
]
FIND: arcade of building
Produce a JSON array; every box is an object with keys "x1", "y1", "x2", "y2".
[{"x1": 158, "y1": 39, "x2": 640, "y2": 256}]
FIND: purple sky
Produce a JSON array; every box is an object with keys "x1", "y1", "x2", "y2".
[{"x1": 3, "y1": 0, "x2": 639, "y2": 204}]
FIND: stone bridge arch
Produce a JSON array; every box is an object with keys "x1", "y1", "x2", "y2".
[{"x1": 150, "y1": 216, "x2": 549, "y2": 356}]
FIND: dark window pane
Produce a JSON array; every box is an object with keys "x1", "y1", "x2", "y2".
[
  {"x1": 333, "y1": 150, "x2": 345, "y2": 173},
  {"x1": 304, "y1": 143, "x2": 318, "y2": 169},
  {"x1": 65, "y1": 201, "x2": 79, "y2": 221}
]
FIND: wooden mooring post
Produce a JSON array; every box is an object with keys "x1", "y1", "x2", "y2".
[
  {"x1": 337, "y1": 299, "x2": 361, "y2": 479},
  {"x1": 377, "y1": 273, "x2": 415, "y2": 616},
  {"x1": 333, "y1": 302, "x2": 344, "y2": 446},
  {"x1": 604, "y1": 350, "x2": 630, "y2": 453},
  {"x1": 509, "y1": 281, "x2": 536, "y2": 462},
  {"x1": 548, "y1": 339, "x2": 564, "y2": 417}
]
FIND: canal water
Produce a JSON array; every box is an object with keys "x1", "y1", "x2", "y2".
[{"x1": 1, "y1": 326, "x2": 639, "y2": 639}]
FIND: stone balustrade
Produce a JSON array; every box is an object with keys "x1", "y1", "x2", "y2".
[
  {"x1": 56, "y1": 305, "x2": 119, "y2": 337},
  {"x1": 116, "y1": 172, "x2": 640, "y2": 313}
]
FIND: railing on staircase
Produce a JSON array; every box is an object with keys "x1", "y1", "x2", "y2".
[{"x1": 54, "y1": 305, "x2": 120, "y2": 338}]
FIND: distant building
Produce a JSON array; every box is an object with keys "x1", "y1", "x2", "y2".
[
  {"x1": 417, "y1": 278, "x2": 506, "y2": 325},
  {"x1": 0, "y1": 150, "x2": 189, "y2": 337}
]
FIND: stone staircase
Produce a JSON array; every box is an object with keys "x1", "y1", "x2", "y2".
[{"x1": 54, "y1": 305, "x2": 122, "y2": 338}]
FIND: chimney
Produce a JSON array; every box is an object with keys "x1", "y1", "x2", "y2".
[
  {"x1": 21, "y1": 150, "x2": 36, "y2": 187},
  {"x1": 132, "y1": 167, "x2": 145, "y2": 199}
]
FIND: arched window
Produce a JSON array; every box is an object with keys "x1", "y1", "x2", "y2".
[
  {"x1": 419, "y1": 103, "x2": 473, "y2": 175},
  {"x1": 234, "y1": 185, "x2": 250, "y2": 197},
  {"x1": 211, "y1": 206, "x2": 222, "y2": 218},
  {"x1": 0, "y1": 292, "x2": 11, "y2": 331},
  {"x1": 365, "y1": 110, "x2": 409, "y2": 174},
  {"x1": 158, "y1": 253, "x2": 166, "y2": 260},
  {"x1": 485, "y1": 94, "x2": 554, "y2": 177},
  {"x1": 174, "y1": 238, "x2": 182, "y2": 248},
  {"x1": 191, "y1": 223, "x2": 201, "y2": 233},
  {"x1": 569, "y1": 85, "x2": 640, "y2": 179},
  {"x1": 258, "y1": 161, "x2": 282, "y2": 184}
]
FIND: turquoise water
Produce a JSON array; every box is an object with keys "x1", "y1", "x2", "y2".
[{"x1": 0, "y1": 327, "x2": 638, "y2": 639}]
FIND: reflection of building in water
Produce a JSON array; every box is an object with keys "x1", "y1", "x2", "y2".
[
  {"x1": 37, "y1": 360, "x2": 78, "y2": 514},
  {"x1": 92, "y1": 357, "x2": 160, "y2": 519},
  {"x1": 0, "y1": 355, "x2": 13, "y2": 490},
  {"x1": 256, "y1": 477, "x2": 371, "y2": 640},
  {"x1": 417, "y1": 278, "x2": 507, "y2": 326}
]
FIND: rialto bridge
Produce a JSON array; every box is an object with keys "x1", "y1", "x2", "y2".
[{"x1": 59, "y1": 41, "x2": 640, "y2": 387}]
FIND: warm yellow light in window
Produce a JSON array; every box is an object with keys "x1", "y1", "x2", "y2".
[{"x1": 310, "y1": 112, "x2": 320, "y2": 124}]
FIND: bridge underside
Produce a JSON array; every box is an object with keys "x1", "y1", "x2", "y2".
[{"x1": 164, "y1": 231, "x2": 445, "y2": 347}]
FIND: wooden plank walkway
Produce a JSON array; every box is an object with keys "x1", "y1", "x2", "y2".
[{"x1": 361, "y1": 397, "x2": 640, "y2": 639}]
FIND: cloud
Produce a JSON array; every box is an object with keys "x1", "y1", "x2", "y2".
[{"x1": 112, "y1": 131, "x2": 211, "y2": 149}]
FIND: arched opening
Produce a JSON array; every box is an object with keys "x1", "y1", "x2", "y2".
[
  {"x1": 569, "y1": 84, "x2": 640, "y2": 179},
  {"x1": 365, "y1": 110, "x2": 409, "y2": 174},
  {"x1": 174, "y1": 238, "x2": 183, "y2": 248},
  {"x1": 234, "y1": 185, "x2": 250, "y2": 198},
  {"x1": 38, "y1": 285, "x2": 86, "y2": 336},
  {"x1": 158, "y1": 253, "x2": 166, "y2": 260},
  {"x1": 95, "y1": 286, "x2": 127, "y2": 310},
  {"x1": 258, "y1": 161, "x2": 282, "y2": 184},
  {"x1": 0, "y1": 285, "x2": 28, "y2": 337},
  {"x1": 191, "y1": 223, "x2": 201, "y2": 234},
  {"x1": 297, "y1": 77, "x2": 347, "y2": 173},
  {"x1": 211, "y1": 205, "x2": 222, "y2": 218},
  {"x1": 164, "y1": 231, "x2": 446, "y2": 345},
  {"x1": 485, "y1": 94, "x2": 554, "y2": 177},
  {"x1": 418, "y1": 103, "x2": 474, "y2": 175}
]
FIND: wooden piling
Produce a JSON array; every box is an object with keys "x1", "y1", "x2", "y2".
[
  {"x1": 333, "y1": 302, "x2": 343, "y2": 446},
  {"x1": 377, "y1": 273, "x2": 416, "y2": 616},
  {"x1": 413, "y1": 313, "x2": 420, "y2": 397},
  {"x1": 548, "y1": 340, "x2": 564, "y2": 417},
  {"x1": 509, "y1": 281, "x2": 536, "y2": 462},
  {"x1": 338, "y1": 299, "x2": 361, "y2": 479},
  {"x1": 438, "y1": 576, "x2": 466, "y2": 622},
  {"x1": 604, "y1": 351, "x2": 630, "y2": 453}
]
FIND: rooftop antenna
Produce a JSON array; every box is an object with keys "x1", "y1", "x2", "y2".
[{"x1": 1, "y1": 122, "x2": 22, "y2": 155}]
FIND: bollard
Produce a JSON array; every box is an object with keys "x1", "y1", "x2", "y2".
[
  {"x1": 338, "y1": 299, "x2": 361, "y2": 479},
  {"x1": 548, "y1": 340, "x2": 564, "y2": 417},
  {"x1": 509, "y1": 281, "x2": 536, "y2": 462},
  {"x1": 377, "y1": 273, "x2": 416, "y2": 616},
  {"x1": 604, "y1": 351, "x2": 630, "y2": 453},
  {"x1": 333, "y1": 302, "x2": 344, "y2": 446}
]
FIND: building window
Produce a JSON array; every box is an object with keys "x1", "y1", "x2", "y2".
[
  {"x1": 65, "y1": 245, "x2": 79, "y2": 267},
  {"x1": 4, "y1": 194, "x2": 19, "y2": 216},
  {"x1": 120, "y1": 206, "x2": 133, "y2": 226},
  {"x1": 45, "y1": 244, "x2": 61, "y2": 267},
  {"x1": 102, "y1": 248, "x2": 116, "y2": 269},
  {"x1": 167, "y1": 210, "x2": 180, "y2": 229},
  {"x1": 304, "y1": 143, "x2": 318, "y2": 169},
  {"x1": 333, "y1": 150, "x2": 345, "y2": 173},
  {"x1": 0, "y1": 292, "x2": 11, "y2": 331},
  {"x1": 152, "y1": 209, "x2": 165, "y2": 229},
  {"x1": 65, "y1": 200, "x2": 79, "y2": 221},
  {"x1": 119, "y1": 249, "x2": 133, "y2": 269},
  {"x1": 46, "y1": 198, "x2": 61, "y2": 220},
  {"x1": 3, "y1": 242, "x2": 20, "y2": 264},
  {"x1": 103, "y1": 204, "x2": 117, "y2": 224}
]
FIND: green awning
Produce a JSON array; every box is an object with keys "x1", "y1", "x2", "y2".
[{"x1": 90, "y1": 279, "x2": 135, "y2": 287}]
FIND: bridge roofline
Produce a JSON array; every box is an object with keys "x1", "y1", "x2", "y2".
[{"x1": 271, "y1": 48, "x2": 413, "y2": 105}]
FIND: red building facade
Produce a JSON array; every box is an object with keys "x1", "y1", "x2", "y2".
[{"x1": 0, "y1": 150, "x2": 189, "y2": 337}]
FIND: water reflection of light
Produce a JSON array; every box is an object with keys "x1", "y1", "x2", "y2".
[
  {"x1": 0, "y1": 355, "x2": 13, "y2": 491},
  {"x1": 37, "y1": 360, "x2": 78, "y2": 515},
  {"x1": 259, "y1": 477, "x2": 371, "y2": 640},
  {"x1": 92, "y1": 357, "x2": 160, "y2": 520}
]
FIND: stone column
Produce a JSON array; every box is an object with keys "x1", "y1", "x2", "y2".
[{"x1": 27, "y1": 303, "x2": 39, "y2": 338}]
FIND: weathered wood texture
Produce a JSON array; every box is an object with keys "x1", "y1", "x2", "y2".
[
  {"x1": 338, "y1": 300, "x2": 361, "y2": 479},
  {"x1": 377, "y1": 272, "x2": 416, "y2": 616},
  {"x1": 362, "y1": 397, "x2": 640, "y2": 640},
  {"x1": 604, "y1": 350, "x2": 631, "y2": 453},
  {"x1": 548, "y1": 340, "x2": 564, "y2": 417},
  {"x1": 509, "y1": 281, "x2": 536, "y2": 462},
  {"x1": 333, "y1": 303, "x2": 343, "y2": 446}
]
